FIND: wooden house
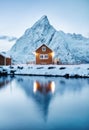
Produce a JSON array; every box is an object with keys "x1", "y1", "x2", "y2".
[
  {"x1": 34, "y1": 44, "x2": 54, "y2": 64},
  {"x1": 0, "y1": 53, "x2": 11, "y2": 65}
]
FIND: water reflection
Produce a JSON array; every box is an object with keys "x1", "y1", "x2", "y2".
[
  {"x1": 33, "y1": 81, "x2": 55, "y2": 94},
  {"x1": 15, "y1": 77, "x2": 56, "y2": 121},
  {"x1": 0, "y1": 76, "x2": 13, "y2": 89},
  {"x1": 33, "y1": 80, "x2": 55, "y2": 121},
  {"x1": 0, "y1": 76, "x2": 89, "y2": 130}
]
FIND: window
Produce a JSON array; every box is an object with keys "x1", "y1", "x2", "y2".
[
  {"x1": 44, "y1": 54, "x2": 48, "y2": 59},
  {"x1": 40, "y1": 54, "x2": 44, "y2": 59},
  {"x1": 42, "y1": 46, "x2": 46, "y2": 52},
  {"x1": 40, "y1": 54, "x2": 49, "y2": 59}
]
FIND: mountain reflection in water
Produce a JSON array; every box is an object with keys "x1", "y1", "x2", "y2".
[{"x1": 0, "y1": 76, "x2": 89, "y2": 130}]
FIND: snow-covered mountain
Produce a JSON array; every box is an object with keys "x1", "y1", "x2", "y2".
[{"x1": 8, "y1": 15, "x2": 89, "y2": 64}]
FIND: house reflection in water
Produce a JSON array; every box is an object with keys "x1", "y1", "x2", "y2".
[
  {"x1": 33, "y1": 80, "x2": 55, "y2": 121},
  {"x1": 15, "y1": 77, "x2": 56, "y2": 121},
  {"x1": 33, "y1": 81, "x2": 55, "y2": 94},
  {"x1": 0, "y1": 76, "x2": 13, "y2": 89}
]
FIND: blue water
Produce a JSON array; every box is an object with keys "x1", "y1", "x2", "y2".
[{"x1": 0, "y1": 76, "x2": 89, "y2": 130}]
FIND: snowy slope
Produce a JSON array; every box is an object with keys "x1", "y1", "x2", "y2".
[{"x1": 8, "y1": 15, "x2": 89, "y2": 64}]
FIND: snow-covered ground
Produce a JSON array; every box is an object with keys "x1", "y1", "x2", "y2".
[{"x1": 0, "y1": 64, "x2": 89, "y2": 78}]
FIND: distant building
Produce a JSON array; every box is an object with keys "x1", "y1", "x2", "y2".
[
  {"x1": 34, "y1": 44, "x2": 54, "y2": 64},
  {"x1": 0, "y1": 52, "x2": 11, "y2": 65}
]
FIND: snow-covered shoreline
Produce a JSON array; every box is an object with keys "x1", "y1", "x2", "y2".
[{"x1": 0, "y1": 64, "x2": 89, "y2": 78}]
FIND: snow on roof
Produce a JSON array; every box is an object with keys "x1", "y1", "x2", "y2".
[
  {"x1": 0, "y1": 52, "x2": 11, "y2": 58},
  {"x1": 35, "y1": 43, "x2": 53, "y2": 52}
]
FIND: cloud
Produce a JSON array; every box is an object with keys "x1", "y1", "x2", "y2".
[{"x1": 0, "y1": 35, "x2": 17, "y2": 42}]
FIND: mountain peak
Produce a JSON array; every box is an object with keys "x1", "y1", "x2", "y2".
[
  {"x1": 32, "y1": 15, "x2": 50, "y2": 28},
  {"x1": 25, "y1": 15, "x2": 52, "y2": 36},
  {"x1": 39, "y1": 15, "x2": 48, "y2": 21}
]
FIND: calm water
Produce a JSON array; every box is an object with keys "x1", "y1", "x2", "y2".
[{"x1": 0, "y1": 76, "x2": 89, "y2": 130}]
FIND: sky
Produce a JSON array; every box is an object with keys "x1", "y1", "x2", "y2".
[{"x1": 0, "y1": 0, "x2": 89, "y2": 51}]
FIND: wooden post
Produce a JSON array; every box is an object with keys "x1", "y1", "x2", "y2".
[{"x1": 4, "y1": 57, "x2": 6, "y2": 65}]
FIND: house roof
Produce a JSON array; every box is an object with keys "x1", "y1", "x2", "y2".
[
  {"x1": 0, "y1": 52, "x2": 11, "y2": 58},
  {"x1": 35, "y1": 44, "x2": 53, "y2": 52}
]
